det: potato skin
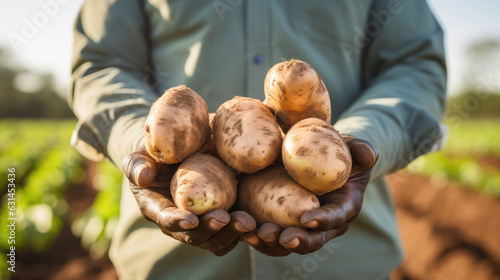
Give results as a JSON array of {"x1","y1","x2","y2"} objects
[
  {"x1": 198, "y1": 112, "x2": 217, "y2": 156},
  {"x1": 237, "y1": 164, "x2": 320, "y2": 228},
  {"x1": 264, "y1": 59, "x2": 331, "y2": 132},
  {"x1": 213, "y1": 97, "x2": 282, "y2": 174},
  {"x1": 145, "y1": 85, "x2": 210, "y2": 164},
  {"x1": 170, "y1": 154, "x2": 237, "y2": 215},
  {"x1": 282, "y1": 118, "x2": 352, "y2": 196}
]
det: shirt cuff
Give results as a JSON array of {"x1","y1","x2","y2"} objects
[
  {"x1": 107, "y1": 113, "x2": 147, "y2": 168},
  {"x1": 333, "y1": 115, "x2": 396, "y2": 181}
]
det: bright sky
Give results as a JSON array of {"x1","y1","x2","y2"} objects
[{"x1": 0, "y1": 0, "x2": 499, "y2": 96}]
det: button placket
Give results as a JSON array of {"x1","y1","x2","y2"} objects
[{"x1": 245, "y1": 0, "x2": 270, "y2": 100}]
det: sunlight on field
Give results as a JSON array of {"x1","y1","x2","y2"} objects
[{"x1": 0, "y1": 120, "x2": 122, "y2": 278}]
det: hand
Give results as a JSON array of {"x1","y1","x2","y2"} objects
[
  {"x1": 244, "y1": 136, "x2": 378, "y2": 255},
  {"x1": 122, "y1": 147, "x2": 256, "y2": 256}
]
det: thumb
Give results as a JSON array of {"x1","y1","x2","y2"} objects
[
  {"x1": 122, "y1": 150, "x2": 158, "y2": 188},
  {"x1": 347, "y1": 139, "x2": 378, "y2": 170}
]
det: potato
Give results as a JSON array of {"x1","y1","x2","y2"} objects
[
  {"x1": 213, "y1": 97, "x2": 282, "y2": 174},
  {"x1": 170, "y1": 153, "x2": 237, "y2": 215},
  {"x1": 264, "y1": 59, "x2": 331, "y2": 132},
  {"x1": 237, "y1": 164, "x2": 320, "y2": 228},
  {"x1": 198, "y1": 112, "x2": 217, "y2": 155},
  {"x1": 282, "y1": 118, "x2": 352, "y2": 196},
  {"x1": 145, "y1": 85, "x2": 210, "y2": 164}
]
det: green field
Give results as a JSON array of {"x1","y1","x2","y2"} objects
[
  {"x1": 406, "y1": 118, "x2": 500, "y2": 196},
  {"x1": 0, "y1": 120, "x2": 122, "y2": 277}
]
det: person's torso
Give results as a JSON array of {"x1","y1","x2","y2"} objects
[{"x1": 145, "y1": 0, "x2": 371, "y2": 121}]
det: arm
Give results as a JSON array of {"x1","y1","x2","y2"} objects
[
  {"x1": 70, "y1": 0, "x2": 255, "y2": 255},
  {"x1": 69, "y1": 0, "x2": 154, "y2": 167},
  {"x1": 334, "y1": 0, "x2": 447, "y2": 180},
  {"x1": 246, "y1": 0, "x2": 446, "y2": 255}
]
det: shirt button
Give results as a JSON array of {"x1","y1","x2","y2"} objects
[{"x1": 253, "y1": 54, "x2": 263, "y2": 64}]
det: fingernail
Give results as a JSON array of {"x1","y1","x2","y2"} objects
[
  {"x1": 179, "y1": 220, "x2": 196, "y2": 229},
  {"x1": 234, "y1": 222, "x2": 248, "y2": 232},
  {"x1": 359, "y1": 142, "x2": 370, "y2": 150},
  {"x1": 136, "y1": 164, "x2": 152, "y2": 187},
  {"x1": 262, "y1": 234, "x2": 276, "y2": 242},
  {"x1": 209, "y1": 219, "x2": 226, "y2": 230},
  {"x1": 244, "y1": 234, "x2": 259, "y2": 245},
  {"x1": 283, "y1": 238, "x2": 300, "y2": 249},
  {"x1": 304, "y1": 220, "x2": 319, "y2": 229}
]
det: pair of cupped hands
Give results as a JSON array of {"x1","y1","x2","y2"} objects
[{"x1": 122, "y1": 136, "x2": 378, "y2": 256}]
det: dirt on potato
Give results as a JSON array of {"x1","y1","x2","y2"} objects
[
  {"x1": 198, "y1": 112, "x2": 217, "y2": 155},
  {"x1": 170, "y1": 153, "x2": 237, "y2": 215},
  {"x1": 145, "y1": 85, "x2": 210, "y2": 164},
  {"x1": 282, "y1": 118, "x2": 351, "y2": 195},
  {"x1": 237, "y1": 164, "x2": 320, "y2": 228},
  {"x1": 214, "y1": 97, "x2": 282, "y2": 174},
  {"x1": 264, "y1": 59, "x2": 331, "y2": 132}
]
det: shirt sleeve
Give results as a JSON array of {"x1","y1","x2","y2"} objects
[
  {"x1": 333, "y1": 0, "x2": 447, "y2": 180},
  {"x1": 69, "y1": 0, "x2": 157, "y2": 167}
]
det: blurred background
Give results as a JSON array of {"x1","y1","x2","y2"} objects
[{"x1": 0, "y1": 1, "x2": 499, "y2": 279}]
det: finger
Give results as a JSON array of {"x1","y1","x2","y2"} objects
[
  {"x1": 256, "y1": 223, "x2": 283, "y2": 248},
  {"x1": 300, "y1": 205, "x2": 349, "y2": 231},
  {"x1": 279, "y1": 227, "x2": 343, "y2": 255},
  {"x1": 211, "y1": 239, "x2": 240, "y2": 257},
  {"x1": 202, "y1": 211, "x2": 256, "y2": 250},
  {"x1": 123, "y1": 147, "x2": 178, "y2": 188},
  {"x1": 348, "y1": 139, "x2": 378, "y2": 169},
  {"x1": 130, "y1": 185, "x2": 199, "y2": 232},
  {"x1": 344, "y1": 138, "x2": 378, "y2": 178},
  {"x1": 156, "y1": 206, "x2": 199, "y2": 232},
  {"x1": 181, "y1": 210, "x2": 231, "y2": 246},
  {"x1": 243, "y1": 232, "x2": 290, "y2": 257},
  {"x1": 149, "y1": 162, "x2": 179, "y2": 188},
  {"x1": 302, "y1": 184, "x2": 364, "y2": 230},
  {"x1": 279, "y1": 227, "x2": 319, "y2": 253},
  {"x1": 122, "y1": 151, "x2": 158, "y2": 188}
]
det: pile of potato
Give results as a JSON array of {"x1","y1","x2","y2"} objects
[{"x1": 144, "y1": 60, "x2": 352, "y2": 228}]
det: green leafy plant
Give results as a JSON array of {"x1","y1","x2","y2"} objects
[
  {"x1": 72, "y1": 160, "x2": 122, "y2": 259},
  {"x1": 0, "y1": 120, "x2": 85, "y2": 280},
  {"x1": 0, "y1": 121, "x2": 84, "y2": 253},
  {"x1": 0, "y1": 120, "x2": 123, "y2": 262},
  {"x1": 407, "y1": 118, "x2": 500, "y2": 196}
]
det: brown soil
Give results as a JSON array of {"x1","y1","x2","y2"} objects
[
  {"x1": 476, "y1": 155, "x2": 500, "y2": 172},
  {"x1": 388, "y1": 172, "x2": 500, "y2": 280}
]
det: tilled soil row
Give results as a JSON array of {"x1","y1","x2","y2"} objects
[{"x1": 388, "y1": 173, "x2": 500, "y2": 280}]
